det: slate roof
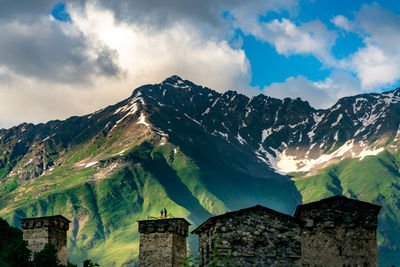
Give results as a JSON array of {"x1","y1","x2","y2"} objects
[
  {"x1": 192, "y1": 205, "x2": 302, "y2": 235},
  {"x1": 294, "y1": 195, "x2": 381, "y2": 218}
]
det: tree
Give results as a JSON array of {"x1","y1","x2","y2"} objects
[
  {"x1": 83, "y1": 259, "x2": 99, "y2": 267},
  {"x1": 0, "y1": 218, "x2": 32, "y2": 267},
  {"x1": 32, "y1": 243, "x2": 62, "y2": 267}
]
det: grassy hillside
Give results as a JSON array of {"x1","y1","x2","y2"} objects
[
  {"x1": 293, "y1": 150, "x2": 400, "y2": 266},
  {"x1": 3, "y1": 78, "x2": 400, "y2": 265},
  {"x1": 0, "y1": 129, "x2": 299, "y2": 266}
]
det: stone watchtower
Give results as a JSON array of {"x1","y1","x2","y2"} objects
[
  {"x1": 192, "y1": 205, "x2": 302, "y2": 267},
  {"x1": 20, "y1": 215, "x2": 71, "y2": 266},
  {"x1": 138, "y1": 218, "x2": 190, "y2": 267},
  {"x1": 294, "y1": 196, "x2": 381, "y2": 267}
]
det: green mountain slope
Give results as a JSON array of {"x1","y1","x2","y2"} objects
[
  {"x1": 293, "y1": 149, "x2": 400, "y2": 266},
  {"x1": 0, "y1": 78, "x2": 300, "y2": 265},
  {"x1": 1, "y1": 76, "x2": 400, "y2": 265}
]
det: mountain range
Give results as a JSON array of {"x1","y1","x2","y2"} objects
[{"x1": 0, "y1": 75, "x2": 399, "y2": 266}]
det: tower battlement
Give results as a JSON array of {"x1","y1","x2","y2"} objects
[
  {"x1": 138, "y1": 218, "x2": 189, "y2": 236},
  {"x1": 138, "y1": 218, "x2": 190, "y2": 267},
  {"x1": 20, "y1": 215, "x2": 70, "y2": 266}
]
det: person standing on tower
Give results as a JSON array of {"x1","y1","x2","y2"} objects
[
  {"x1": 164, "y1": 208, "x2": 167, "y2": 218},
  {"x1": 160, "y1": 209, "x2": 164, "y2": 218}
]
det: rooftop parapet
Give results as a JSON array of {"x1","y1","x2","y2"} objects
[{"x1": 138, "y1": 218, "x2": 190, "y2": 237}]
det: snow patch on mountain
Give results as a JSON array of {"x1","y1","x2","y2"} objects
[
  {"x1": 85, "y1": 162, "x2": 98, "y2": 168},
  {"x1": 255, "y1": 145, "x2": 285, "y2": 175},
  {"x1": 184, "y1": 113, "x2": 202, "y2": 126},
  {"x1": 355, "y1": 110, "x2": 382, "y2": 136},
  {"x1": 159, "y1": 137, "x2": 167, "y2": 146},
  {"x1": 289, "y1": 118, "x2": 308, "y2": 129},
  {"x1": 262, "y1": 129, "x2": 272, "y2": 143},
  {"x1": 382, "y1": 91, "x2": 400, "y2": 105},
  {"x1": 236, "y1": 133, "x2": 247, "y2": 145},
  {"x1": 308, "y1": 113, "x2": 325, "y2": 140},
  {"x1": 111, "y1": 102, "x2": 139, "y2": 131},
  {"x1": 394, "y1": 125, "x2": 400, "y2": 142},
  {"x1": 202, "y1": 107, "x2": 210, "y2": 116},
  {"x1": 359, "y1": 147, "x2": 384, "y2": 160},
  {"x1": 276, "y1": 140, "x2": 354, "y2": 173},
  {"x1": 269, "y1": 140, "x2": 385, "y2": 174},
  {"x1": 137, "y1": 113, "x2": 150, "y2": 127},
  {"x1": 218, "y1": 131, "x2": 229, "y2": 141},
  {"x1": 211, "y1": 97, "x2": 220, "y2": 107},
  {"x1": 332, "y1": 114, "x2": 343, "y2": 127},
  {"x1": 334, "y1": 131, "x2": 339, "y2": 141},
  {"x1": 353, "y1": 98, "x2": 367, "y2": 113},
  {"x1": 330, "y1": 104, "x2": 341, "y2": 112}
]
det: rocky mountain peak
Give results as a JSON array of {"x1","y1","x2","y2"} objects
[{"x1": 1, "y1": 76, "x2": 400, "y2": 266}]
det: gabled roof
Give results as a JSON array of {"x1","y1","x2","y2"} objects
[
  {"x1": 294, "y1": 195, "x2": 381, "y2": 218},
  {"x1": 192, "y1": 205, "x2": 302, "y2": 235}
]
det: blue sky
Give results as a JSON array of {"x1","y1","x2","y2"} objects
[
  {"x1": 242, "y1": 0, "x2": 396, "y2": 88},
  {"x1": 51, "y1": 2, "x2": 71, "y2": 22},
  {"x1": 1, "y1": 0, "x2": 400, "y2": 127}
]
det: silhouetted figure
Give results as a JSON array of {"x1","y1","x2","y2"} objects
[{"x1": 164, "y1": 208, "x2": 168, "y2": 218}]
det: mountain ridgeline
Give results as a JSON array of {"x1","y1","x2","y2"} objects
[{"x1": 0, "y1": 76, "x2": 399, "y2": 266}]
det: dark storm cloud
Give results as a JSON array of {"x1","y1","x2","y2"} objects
[
  {"x1": 0, "y1": 20, "x2": 121, "y2": 83},
  {"x1": 94, "y1": 0, "x2": 298, "y2": 29},
  {"x1": 0, "y1": 0, "x2": 296, "y2": 85},
  {"x1": 0, "y1": 0, "x2": 299, "y2": 129},
  {"x1": 0, "y1": 0, "x2": 55, "y2": 20},
  {"x1": 0, "y1": 0, "x2": 88, "y2": 21},
  {"x1": 0, "y1": 0, "x2": 120, "y2": 84},
  {"x1": 0, "y1": 0, "x2": 296, "y2": 25}
]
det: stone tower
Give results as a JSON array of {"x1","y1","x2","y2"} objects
[
  {"x1": 192, "y1": 205, "x2": 302, "y2": 267},
  {"x1": 294, "y1": 196, "x2": 381, "y2": 267},
  {"x1": 20, "y1": 215, "x2": 71, "y2": 266},
  {"x1": 138, "y1": 218, "x2": 190, "y2": 267}
]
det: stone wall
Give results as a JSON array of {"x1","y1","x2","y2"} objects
[
  {"x1": 20, "y1": 215, "x2": 70, "y2": 266},
  {"x1": 194, "y1": 207, "x2": 302, "y2": 267},
  {"x1": 295, "y1": 197, "x2": 380, "y2": 267},
  {"x1": 193, "y1": 197, "x2": 380, "y2": 267},
  {"x1": 138, "y1": 218, "x2": 189, "y2": 267}
]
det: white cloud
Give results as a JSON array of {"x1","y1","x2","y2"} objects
[
  {"x1": 263, "y1": 71, "x2": 360, "y2": 108},
  {"x1": 70, "y1": 4, "x2": 251, "y2": 92},
  {"x1": 234, "y1": 16, "x2": 337, "y2": 65},
  {"x1": 331, "y1": 15, "x2": 353, "y2": 31},
  {"x1": 5, "y1": 0, "x2": 400, "y2": 128},
  {"x1": 351, "y1": 45, "x2": 400, "y2": 89},
  {"x1": 0, "y1": 3, "x2": 251, "y2": 128},
  {"x1": 0, "y1": 15, "x2": 121, "y2": 83},
  {"x1": 334, "y1": 4, "x2": 400, "y2": 89},
  {"x1": 265, "y1": 19, "x2": 334, "y2": 59}
]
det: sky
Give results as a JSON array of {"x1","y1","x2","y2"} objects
[{"x1": 1, "y1": 0, "x2": 400, "y2": 128}]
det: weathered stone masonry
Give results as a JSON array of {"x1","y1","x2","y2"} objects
[
  {"x1": 20, "y1": 215, "x2": 70, "y2": 266},
  {"x1": 192, "y1": 196, "x2": 381, "y2": 267},
  {"x1": 138, "y1": 218, "x2": 190, "y2": 267},
  {"x1": 294, "y1": 196, "x2": 381, "y2": 267},
  {"x1": 192, "y1": 205, "x2": 302, "y2": 266}
]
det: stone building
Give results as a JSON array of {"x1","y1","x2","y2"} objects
[
  {"x1": 192, "y1": 196, "x2": 381, "y2": 267},
  {"x1": 138, "y1": 218, "x2": 190, "y2": 267},
  {"x1": 20, "y1": 215, "x2": 71, "y2": 266},
  {"x1": 192, "y1": 205, "x2": 303, "y2": 266},
  {"x1": 294, "y1": 195, "x2": 381, "y2": 267}
]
